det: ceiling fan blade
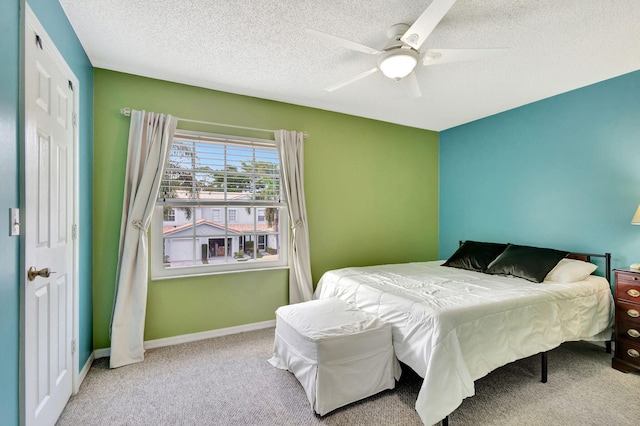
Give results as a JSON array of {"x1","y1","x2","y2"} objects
[
  {"x1": 400, "y1": 0, "x2": 457, "y2": 51},
  {"x1": 422, "y1": 48, "x2": 508, "y2": 65},
  {"x1": 324, "y1": 67, "x2": 379, "y2": 92},
  {"x1": 306, "y1": 28, "x2": 380, "y2": 55},
  {"x1": 400, "y1": 72, "x2": 422, "y2": 98}
]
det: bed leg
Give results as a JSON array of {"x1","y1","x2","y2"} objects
[
  {"x1": 442, "y1": 415, "x2": 449, "y2": 426},
  {"x1": 541, "y1": 352, "x2": 548, "y2": 383},
  {"x1": 605, "y1": 340, "x2": 612, "y2": 354}
]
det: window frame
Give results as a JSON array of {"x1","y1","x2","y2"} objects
[
  {"x1": 227, "y1": 208, "x2": 237, "y2": 222},
  {"x1": 151, "y1": 130, "x2": 289, "y2": 279},
  {"x1": 163, "y1": 207, "x2": 176, "y2": 222}
]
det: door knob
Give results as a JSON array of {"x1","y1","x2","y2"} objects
[{"x1": 27, "y1": 266, "x2": 54, "y2": 282}]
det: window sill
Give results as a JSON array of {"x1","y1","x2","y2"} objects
[{"x1": 151, "y1": 265, "x2": 290, "y2": 281}]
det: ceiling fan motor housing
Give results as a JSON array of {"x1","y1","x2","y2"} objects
[{"x1": 378, "y1": 23, "x2": 420, "y2": 80}]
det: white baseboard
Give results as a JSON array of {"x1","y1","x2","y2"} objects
[
  {"x1": 74, "y1": 351, "x2": 95, "y2": 394},
  {"x1": 93, "y1": 320, "x2": 276, "y2": 359},
  {"x1": 93, "y1": 347, "x2": 111, "y2": 359}
]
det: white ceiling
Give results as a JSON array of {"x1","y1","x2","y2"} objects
[{"x1": 59, "y1": 0, "x2": 640, "y2": 131}]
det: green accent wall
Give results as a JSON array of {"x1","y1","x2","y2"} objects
[{"x1": 93, "y1": 69, "x2": 439, "y2": 349}]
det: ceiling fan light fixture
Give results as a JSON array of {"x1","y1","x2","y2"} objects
[{"x1": 378, "y1": 48, "x2": 419, "y2": 80}]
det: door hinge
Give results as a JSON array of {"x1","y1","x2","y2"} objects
[
  {"x1": 72, "y1": 113, "x2": 78, "y2": 128},
  {"x1": 72, "y1": 224, "x2": 78, "y2": 240},
  {"x1": 71, "y1": 339, "x2": 77, "y2": 354},
  {"x1": 35, "y1": 34, "x2": 43, "y2": 50}
]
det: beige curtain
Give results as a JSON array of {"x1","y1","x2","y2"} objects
[
  {"x1": 110, "y1": 110, "x2": 177, "y2": 368},
  {"x1": 276, "y1": 130, "x2": 313, "y2": 303}
]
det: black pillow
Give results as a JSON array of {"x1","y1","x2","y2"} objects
[
  {"x1": 442, "y1": 241, "x2": 508, "y2": 272},
  {"x1": 485, "y1": 244, "x2": 569, "y2": 283}
]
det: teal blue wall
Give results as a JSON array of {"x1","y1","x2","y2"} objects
[
  {"x1": 0, "y1": 1, "x2": 93, "y2": 423},
  {"x1": 27, "y1": 0, "x2": 94, "y2": 370},
  {"x1": 0, "y1": 0, "x2": 20, "y2": 423},
  {"x1": 440, "y1": 70, "x2": 640, "y2": 272}
]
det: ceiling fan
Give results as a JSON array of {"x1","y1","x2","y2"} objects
[{"x1": 306, "y1": 0, "x2": 506, "y2": 98}]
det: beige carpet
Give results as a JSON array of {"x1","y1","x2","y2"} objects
[{"x1": 57, "y1": 328, "x2": 639, "y2": 425}]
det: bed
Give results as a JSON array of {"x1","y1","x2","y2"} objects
[{"x1": 313, "y1": 242, "x2": 614, "y2": 425}]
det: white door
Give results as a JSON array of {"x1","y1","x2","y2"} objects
[{"x1": 24, "y1": 10, "x2": 76, "y2": 426}]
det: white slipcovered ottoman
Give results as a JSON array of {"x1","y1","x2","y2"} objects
[{"x1": 268, "y1": 297, "x2": 400, "y2": 416}]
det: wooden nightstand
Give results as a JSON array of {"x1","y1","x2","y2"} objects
[{"x1": 612, "y1": 268, "x2": 640, "y2": 373}]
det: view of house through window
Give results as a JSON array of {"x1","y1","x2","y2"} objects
[{"x1": 152, "y1": 130, "x2": 288, "y2": 277}]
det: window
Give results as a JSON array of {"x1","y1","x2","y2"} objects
[
  {"x1": 152, "y1": 130, "x2": 288, "y2": 278},
  {"x1": 163, "y1": 208, "x2": 176, "y2": 222}
]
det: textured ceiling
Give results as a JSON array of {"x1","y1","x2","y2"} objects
[{"x1": 59, "y1": 0, "x2": 640, "y2": 131}]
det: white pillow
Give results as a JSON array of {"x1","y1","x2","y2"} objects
[{"x1": 544, "y1": 258, "x2": 597, "y2": 283}]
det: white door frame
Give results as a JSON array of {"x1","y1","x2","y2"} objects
[{"x1": 21, "y1": 3, "x2": 80, "y2": 422}]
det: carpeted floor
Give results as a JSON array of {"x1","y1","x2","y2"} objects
[{"x1": 57, "y1": 328, "x2": 639, "y2": 426}]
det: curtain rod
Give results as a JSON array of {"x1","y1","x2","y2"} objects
[{"x1": 120, "y1": 107, "x2": 309, "y2": 138}]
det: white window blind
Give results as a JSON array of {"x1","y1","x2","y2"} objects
[{"x1": 160, "y1": 132, "x2": 282, "y2": 206}]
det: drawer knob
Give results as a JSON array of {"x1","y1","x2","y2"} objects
[
  {"x1": 628, "y1": 349, "x2": 640, "y2": 358},
  {"x1": 628, "y1": 289, "x2": 640, "y2": 297},
  {"x1": 629, "y1": 329, "x2": 640, "y2": 338},
  {"x1": 628, "y1": 309, "x2": 640, "y2": 318}
]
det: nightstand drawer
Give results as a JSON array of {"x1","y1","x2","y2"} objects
[
  {"x1": 615, "y1": 340, "x2": 640, "y2": 368},
  {"x1": 615, "y1": 312, "x2": 640, "y2": 344},
  {"x1": 615, "y1": 280, "x2": 640, "y2": 303},
  {"x1": 616, "y1": 271, "x2": 640, "y2": 284},
  {"x1": 616, "y1": 300, "x2": 640, "y2": 322}
]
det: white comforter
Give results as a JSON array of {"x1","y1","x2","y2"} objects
[{"x1": 313, "y1": 261, "x2": 614, "y2": 425}]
